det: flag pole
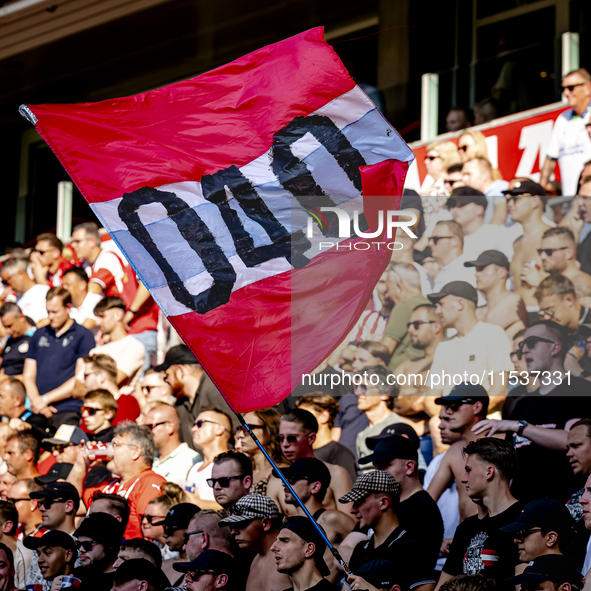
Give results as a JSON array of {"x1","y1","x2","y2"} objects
[{"x1": 236, "y1": 413, "x2": 353, "y2": 576}]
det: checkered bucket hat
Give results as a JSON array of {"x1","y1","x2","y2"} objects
[
  {"x1": 218, "y1": 494, "x2": 281, "y2": 526},
  {"x1": 338, "y1": 470, "x2": 401, "y2": 504}
]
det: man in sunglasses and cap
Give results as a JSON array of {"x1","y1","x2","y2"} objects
[
  {"x1": 472, "y1": 320, "x2": 591, "y2": 503},
  {"x1": 507, "y1": 554, "x2": 584, "y2": 591},
  {"x1": 271, "y1": 516, "x2": 337, "y2": 591},
  {"x1": 427, "y1": 383, "x2": 489, "y2": 522},
  {"x1": 428, "y1": 281, "x2": 511, "y2": 411},
  {"x1": 338, "y1": 471, "x2": 435, "y2": 591},
  {"x1": 173, "y1": 549, "x2": 234, "y2": 591},
  {"x1": 219, "y1": 493, "x2": 291, "y2": 591}
]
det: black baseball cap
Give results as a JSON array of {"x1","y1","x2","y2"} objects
[
  {"x1": 74, "y1": 513, "x2": 125, "y2": 547},
  {"x1": 35, "y1": 463, "x2": 73, "y2": 485},
  {"x1": 30, "y1": 482, "x2": 80, "y2": 510},
  {"x1": 173, "y1": 549, "x2": 235, "y2": 575},
  {"x1": 359, "y1": 434, "x2": 419, "y2": 465},
  {"x1": 366, "y1": 423, "x2": 420, "y2": 450},
  {"x1": 153, "y1": 344, "x2": 198, "y2": 372},
  {"x1": 501, "y1": 499, "x2": 575, "y2": 533},
  {"x1": 464, "y1": 250, "x2": 510, "y2": 270},
  {"x1": 447, "y1": 187, "x2": 487, "y2": 209},
  {"x1": 104, "y1": 558, "x2": 166, "y2": 589},
  {"x1": 280, "y1": 516, "x2": 331, "y2": 577},
  {"x1": 281, "y1": 458, "x2": 331, "y2": 490},
  {"x1": 503, "y1": 180, "x2": 547, "y2": 204},
  {"x1": 23, "y1": 530, "x2": 77, "y2": 554},
  {"x1": 507, "y1": 555, "x2": 582, "y2": 586},
  {"x1": 428, "y1": 281, "x2": 478, "y2": 305},
  {"x1": 434, "y1": 383, "x2": 489, "y2": 406},
  {"x1": 153, "y1": 503, "x2": 200, "y2": 529}
]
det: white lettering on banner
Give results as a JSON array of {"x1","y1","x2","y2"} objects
[
  {"x1": 484, "y1": 136, "x2": 498, "y2": 170},
  {"x1": 515, "y1": 120, "x2": 555, "y2": 181}
]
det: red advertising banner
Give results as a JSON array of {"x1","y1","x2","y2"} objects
[{"x1": 404, "y1": 102, "x2": 567, "y2": 192}]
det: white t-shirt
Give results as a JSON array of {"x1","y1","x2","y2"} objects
[
  {"x1": 16, "y1": 284, "x2": 49, "y2": 324},
  {"x1": 185, "y1": 461, "x2": 215, "y2": 501},
  {"x1": 70, "y1": 292, "x2": 103, "y2": 326},
  {"x1": 432, "y1": 254, "x2": 477, "y2": 293},
  {"x1": 463, "y1": 224, "x2": 512, "y2": 261},
  {"x1": 430, "y1": 321, "x2": 513, "y2": 396},
  {"x1": 546, "y1": 106, "x2": 591, "y2": 197},
  {"x1": 483, "y1": 180, "x2": 509, "y2": 224},
  {"x1": 90, "y1": 335, "x2": 145, "y2": 390},
  {"x1": 152, "y1": 443, "x2": 201, "y2": 486}
]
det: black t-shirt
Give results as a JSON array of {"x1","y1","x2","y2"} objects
[
  {"x1": 578, "y1": 232, "x2": 591, "y2": 275},
  {"x1": 398, "y1": 490, "x2": 444, "y2": 568},
  {"x1": 350, "y1": 525, "x2": 437, "y2": 591},
  {"x1": 443, "y1": 502, "x2": 523, "y2": 590},
  {"x1": 1, "y1": 334, "x2": 32, "y2": 375},
  {"x1": 88, "y1": 426, "x2": 115, "y2": 443},
  {"x1": 508, "y1": 377, "x2": 591, "y2": 502},
  {"x1": 314, "y1": 440, "x2": 358, "y2": 483}
]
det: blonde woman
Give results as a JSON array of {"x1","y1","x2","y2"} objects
[
  {"x1": 420, "y1": 141, "x2": 462, "y2": 228},
  {"x1": 459, "y1": 129, "x2": 503, "y2": 182}
]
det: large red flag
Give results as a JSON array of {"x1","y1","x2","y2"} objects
[{"x1": 20, "y1": 27, "x2": 414, "y2": 413}]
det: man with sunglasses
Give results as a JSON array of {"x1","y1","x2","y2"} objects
[
  {"x1": 427, "y1": 384, "x2": 489, "y2": 522},
  {"x1": 173, "y1": 549, "x2": 234, "y2": 591},
  {"x1": 7, "y1": 478, "x2": 43, "y2": 539},
  {"x1": 42, "y1": 425, "x2": 85, "y2": 466},
  {"x1": 504, "y1": 180, "x2": 553, "y2": 308},
  {"x1": 73, "y1": 513, "x2": 124, "y2": 581},
  {"x1": 536, "y1": 228, "x2": 591, "y2": 299},
  {"x1": 501, "y1": 499, "x2": 575, "y2": 565},
  {"x1": 81, "y1": 390, "x2": 117, "y2": 443},
  {"x1": 473, "y1": 320, "x2": 591, "y2": 502},
  {"x1": 147, "y1": 403, "x2": 200, "y2": 486},
  {"x1": 183, "y1": 510, "x2": 234, "y2": 562},
  {"x1": 219, "y1": 493, "x2": 292, "y2": 591},
  {"x1": 540, "y1": 68, "x2": 591, "y2": 197},
  {"x1": 29, "y1": 233, "x2": 73, "y2": 289},
  {"x1": 185, "y1": 411, "x2": 232, "y2": 509}
]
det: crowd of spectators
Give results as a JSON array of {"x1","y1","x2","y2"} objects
[{"x1": 0, "y1": 68, "x2": 590, "y2": 591}]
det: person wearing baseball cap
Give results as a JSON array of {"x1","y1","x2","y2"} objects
[
  {"x1": 500, "y1": 499, "x2": 575, "y2": 564},
  {"x1": 42, "y1": 425, "x2": 86, "y2": 465},
  {"x1": 427, "y1": 384, "x2": 490, "y2": 523},
  {"x1": 154, "y1": 345, "x2": 238, "y2": 445},
  {"x1": 105, "y1": 558, "x2": 166, "y2": 591},
  {"x1": 427, "y1": 279, "x2": 512, "y2": 402},
  {"x1": 24, "y1": 530, "x2": 78, "y2": 584},
  {"x1": 279, "y1": 458, "x2": 355, "y2": 553},
  {"x1": 464, "y1": 250, "x2": 528, "y2": 336},
  {"x1": 30, "y1": 482, "x2": 80, "y2": 532},
  {"x1": 507, "y1": 554, "x2": 583, "y2": 591},
  {"x1": 338, "y1": 471, "x2": 437, "y2": 591},
  {"x1": 173, "y1": 549, "x2": 234, "y2": 591},
  {"x1": 219, "y1": 494, "x2": 291, "y2": 591},
  {"x1": 270, "y1": 516, "x2": 334, "y2": 591},
  {"x1": 503, "y1": 178, "x2": 551, "y2": 304},
  {"x1": 360, "y1": 435, "x2": 443, "y2": 568},
  {"x1": 448, "y1": 188, "x2": 508, "y2": 261}
]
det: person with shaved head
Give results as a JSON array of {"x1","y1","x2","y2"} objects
[{"x1": 146, "y1": 403, "x2": 201, "y2": 485}]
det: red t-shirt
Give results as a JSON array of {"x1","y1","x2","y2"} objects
[
  {"x1": 37, "y1": 453, "x2": 56, "y2": 475},
  {"x1": 47, "y1": 257, "x2": 74, "y2": 287},
  {"x1": 101, "y1": 470, "x2": 166, "y2": 539},
  {"x1": 112, "y1": 394, "x2": 141, "y2": 425}
]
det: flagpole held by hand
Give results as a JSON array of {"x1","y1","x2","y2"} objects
[{"x1": 235, "y1": 412, "x2": 353, "y2": 578}]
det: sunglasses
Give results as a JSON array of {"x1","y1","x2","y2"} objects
[
  {"x1": 81, "y1": 406, "x2": 103, "y2": 416},
  {"x1": 520, "y1": 336, "x2": 556, "y2": 350},
  {"x1": 37, "y1": 498, "x2": 66, "y2": 510},
  {"x1": 76, "y1": 540, "x2": 97, "y2": 552},
  {"x1": 353, "y1": 384, "x2": 370, "y2": 395},
  {"x1": 428, "y1": 236, "x2": 454, "y2": 244},
  {"x1": 563, "y1": 83, "x2": 586, "y2": 92},
  {"x1": 537, "y1": 307, "x2": 555, "y2": 319},
  {"x1": 183, "y1": 530, "x2": 205, "y2": 544},
  {"x1": 537, "y1": 247, "x2": 568, "y2": 256},
  {"x1": 275, "y1": 434, "x2": 300, "y2": 444},
  {"x1": 163, "y1": 524, "x2": 180, "y2": 535},
  {"x1": 236, "y1": 424, "x2": 264, "y2": 435},
  {"x1": 286, "y1": 475, "x2": 309, "y2": 485},
  {"x1": 425, "y1": 156, "x2": 440, "y2": 161},
  {"x1": 185, "y1": 570, "x2": 218, "y2": 582},
  {"x1": 206, "y1": 475, "x2": 245, "y2": 488},
  {"x1": 514, "y1": 528, "x2": 543, "y2": 540},
  {"x1": 444, "y1": 179, "x2": 458, "y2": 186},
  {"x1": 505, "y1": 194, "x2": 534, "y2": 204},
  {"x1": 7, "y1": 497, "x2": 30, "y2": 504},
  {"x1": 193, "y1": 419, "x2": 223, "y2": 429},
  {"x1": 144, "y1": 421, "x2": 168, "y2": 431},
  {"x1": 407, "y1": 320, "x2": 437, "y2": 330},
  {"x1": 140, "y1": 514, "x2": 167, "y2": 525},
  {"x1": 510, "y1": 349, "x2": 523, "y2": 361},
  {"x1": 458, "y1": 145, "x2": 469, "y2": 152},
  {"x1": 443, "y1": 399, "x2": 477, "y2": 412}
]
